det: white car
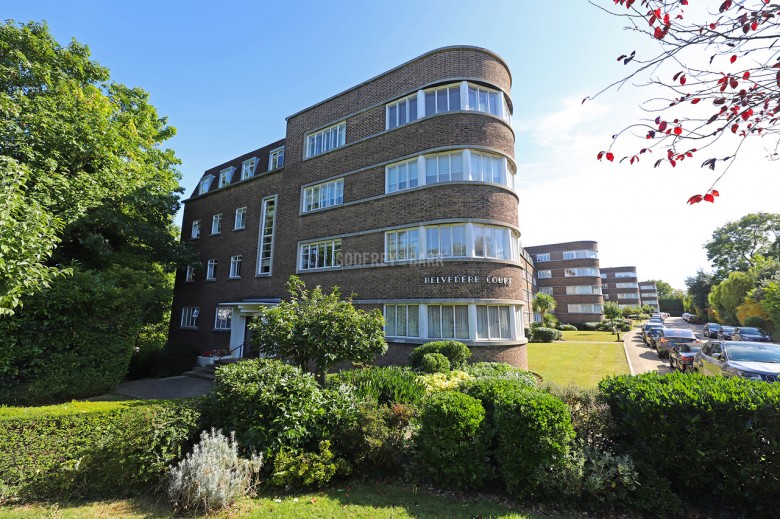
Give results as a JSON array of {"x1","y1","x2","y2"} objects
[{"x1": 682, "y1": 312, "x2": 692, "y2": 322}]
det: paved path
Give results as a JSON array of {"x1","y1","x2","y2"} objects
[
  {"x1": 112, "y1": 376, "x2": 213, "y2": 400},
  {"x1": 623, "y1": 326, "x2": 671, "y2": 375}
]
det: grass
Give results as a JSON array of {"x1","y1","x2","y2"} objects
[
  {"x1": 559, "y1": 330, "x2": 624, "y2": 343},
  {"x1": 0, "y1": 482, "x2": 576, "y2": 518}
]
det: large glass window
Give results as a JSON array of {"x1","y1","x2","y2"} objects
[
  {"x1": 269, "y1": 147, "x2": 285, "y2": 170},
  {"x1": 385, "y1": 304, "x2": 420, "y2": 337},
  {"x1": 306, "y1": 122, "x2": 346, "y2": 158},
  {"x1": 214, "y1": 306, "x2": 232, "y2": 330},
  {"x1": 427, "y1": 305, "x2": 469, "y2": 340},
  {"x1": 424, "y1": 85, "x2": 460, "y2": 115},
  {"x1": 470, "y1": 151, "x2": 505, "y2": 184},
  {"x1": 567, "y1": 304, "x2": 604, "y2": 314},
  {"x1": 300, "y1": 239, "x2": 342, "y2": 270},
  {"x1": 474, "y1": 225, "x2": 510, "y2": 259},
  {"x1": 566, "y1": 285, "x2": 602, "y2": 295},
  {"x1": 241, "y1": 160, "x2": 255, "y2": 180},
  {"x1": 211, "y1": 214, "x2": 222, "y2": 235},
  {"x1": 535, "y1": 253, "x2": 550, "y2": 262},
  {"x1": 234, "y1": 207, "x2": 247, "y2": 230},
  {"x1": 387, "y1": 158, "x2": 419, "y2": 193},
  {"x1": 538, "y1": 270, "x2": 552, "y2": 279},
  {"x1": 387, "y1": 94, "x2": 418, "y2": 129},
  {"x1": 229, "y1": 255, "x2": 242, "y2": 278},
  {"x1": 616, "y1": 282, "x2": 638, "y2": 288},
  {"x1": 425, "y1": 151, "x2": 465, "y2": 184},
  {"x1": 198, "y1": 176, "x2": 213, "y2": 195},
  {"x1": 386, "y1": 229, "x2": 419, "y2": 261},
  {"x1": 257, "y1": 196, "x2": 276, "y2": 275},
  {"x1": 218, "y1": 168, "x2": 233, "y2": 188},
  {"x1": 426, "y1": 225, "x2": 466, "y2": 258},
  {"x1": 476, "y1": 305, "x2": 512, "y2": 339},
  {"x1": 303, "y1": 179, "x2": 344, "y2": 212},
  {"x1": 539, "y1": 286, "x2": 553, "y2": 295},
  {"x1": 562, "y1": 250, "x2": 598, "y2": 260},
  {"x1": 618, "y1": 293, "x2": 639, "y2": 300},
  {"x1": 191, "y1": 219, "x2": 201, "y2": 239},
  {"x1": 564, "y1": 267, "x2": 599, "y2": 277},
  {"x1": 180, "y1": 307, "x2": 199, "y2": 328},
  {"x1": 615, "y1": 271, "x2": 636, "y2": 278},
  {"x1": 467, "y1": 85, "x2": 501, "y2": 116}
]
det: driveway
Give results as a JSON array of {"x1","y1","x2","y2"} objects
[{"x1": 624, "y1": 317, "x2": 703, "y2": 375}]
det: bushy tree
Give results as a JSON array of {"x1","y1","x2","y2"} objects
[
  {"x1": 249, "y1": 276, "x2": 387, "y2": 384},
  {"x1": 709, "y1": 271, "x2": 755, "y2": 325},
  {"x1": 705, "y1": 213, "x2": 780, "y2": 278},
  {"x1": 604, "y1": 301, "x2": 622, "y2": 334},
  {"x1": 685, "y1": 270, "x2": 716, "y2": 318},
  {"x1": 532, "y1": 293, "x2": 557, "y2": 323}
]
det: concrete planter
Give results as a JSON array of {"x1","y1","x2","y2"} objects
[{"x1": 196, "y1": 356, "x2": 216, "y2": 367}]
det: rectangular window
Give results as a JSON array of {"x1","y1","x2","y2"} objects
[
  {"x1": 562, "y1": 250, "x2": 598, "y2": 260},
  {"x1": 386, "y1": 229, "x2": 419, "y2": 262},
  {"x1": 386, "y1": 158, "x2": 419, "y2": 193},
  {"x1": 566, "y1": 285, "x2": 602, "y2": 295},
  {"x1": 470, "y1": 151, "x2": 506, "y2": 185},
  {"x1": 257, "y1": 196, "x2": 276, "y2": 275},
  {"x1": 535, "y1": 253, "x2": 550, "y2": 262},
  {"x1": 185, "y1": 265, "x2": 195, "y2": 282},
  {"x1": 191, "y1": 219, "x2": 201, "y2": 239},
  {"x1": 218, "y1": 168, "x2": 233, "y2": 188},
  {"x1": 229, "y1": 255, "x2": 242, "y2": 278},
  {"x1": 473, "y1": 225, "x2": 510, "y2": 259},
  {"x1": 234, "y1": 207, "x2": 247, "y2": 230},
  {"x1": 299, "y1": 239, "x2": 342, "y2": 270},
  {"x1": 306, "y1": 122, "x2": 346, "y2": 158},
  {"x1": 269, "y1": 147, "x2": 285, "y2": 170},
  {"x1": 616, "y1": 282, "x2": 638, "y2": 288},
  {"x1": 476, "y1": 305, "x2": 512, "y2": 339},
  {"x1": 206, "y1": 259, "x2": 217, "y2": 280},
  {"x1": 539, "y1": 286, "x2": 553, "y2": 295},
  {"x1": 600, "y1": 272, "x2": 607, "y2": 279},
  {"x1": 567, "y1": 304, "x2": 604, "y2": 314},
  {"x1": 615, "y1": 271, "x2": 636, "y2": 278},
  {"x1": 303, "y1": 179, "x2": 344, "y2": 212},
  {"x1": 618, "y1": 293, "x2": 639, "y2": 299},
  {"x1": 387, "y1": 94, "x2": 419, "y2": 129},
  {"x1": 564, "y1": 267, "x2": 599, "y2": 277},
  {"x1": 427, "y1": 305, "x2": 469, "y2": 339},
  {"x1": 384, "y1": 304, "x2": 420, "y2": 337},
  {"x1": 214, "y1": 306, "x2": 232, "y2": 330},
  {"x1": 198, "y1": 175, "x2": 214, "y2": 195},
  {"x1": 538, "y1": 270, "x2": 552, "y2": 279},
  {"x1": 424, "y1": 85, "x2": 461, "y2": 116},
  {"x1": 426, "y1": 225, "x2": 466, "y2": 258},
  {"x1": 211, "y1": 214, "x2": 222, "y2": 235},
  {"x1": 180, "y1": 307, "x2": 199, "y2": 328},
  {"x1": 241, "y1": 159, "x2": 255, "y2": 180},
  {"x1": 467, "y1": 85, "x2": 501, "y2": 116},
  {"x1": 425, "y1": 151, "x2": 464, "y2": 184}
]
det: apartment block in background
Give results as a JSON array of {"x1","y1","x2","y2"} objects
[
  {"x1": 639, "y1": 281, "x2": 660, "y2": 312},
  {"x1": 601, "y1": 267, "x2": 641, "y2": 310}
]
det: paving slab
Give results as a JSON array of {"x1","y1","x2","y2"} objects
[
  {"x1": 112, "y1": 376, "x2": 213, "y2": 400},
  {"x1": 623, "y1": 327, "x2": 670, "y2": 375}
]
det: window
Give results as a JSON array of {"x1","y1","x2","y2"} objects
[
  {"x1": 306, "y1": 122, "x2": 346, "y2": 158},
  {"x1": 211, "y1": 214, "x2": 222, "y2": 235},
  {"x1": 181, "y1": 307, "x2": 199, "y2": 328},
  {"x1": 206, "y1": 259, "x2": 217, "y2": 280},
  {"x1": 385, "y1": 304, "x2": 420, "y2": 337},
  {"x1": 426, "y1": 225, "x2": 466, "y2": 258},
  {"x1": 387, "y1": 94, "x2": 418, "y2": 129},
  {"x1": 477, "y1": 305, "x2": 512, "y2": 339},
  {"x1": 424, "y1": 84, "x2": 460, "y2": 115},
  {"x1": 474, "y1": 225, "x2": 510, "y2": 259},
  {"x1": 618, "y1": 293, "x2": 639, "y2": 299},
  {"x1": 218, "y1": 167, "x2": 234, "y2": 188},
  {"x1": 385, "y1": 228, "x2": 419, "y2": 262},
  {"x1": 539, "y1": 287, "x2": 553, "y2": 295},
  {"x1": 185, "y1": 265, "x2": 195, "y2": 282},
  {"x1": 616, "y1": 282, "x2": 638, "y2": 288},
  {"x1": 425, "y1": 151, "x2": 464, "y2": 184},
  {"x1": 600, "y1": 272, "x2": 607, "y2": 279},
  {"x1": 300, "y1": 239, "x2": 342, "y2": 270},
  {"x1": 269, "y1": 147, "x2": 285, "y2": 170},
  {"x1": 427, "y1": 305, "x2": 469, "y2": 339},
  {"x1": 566, "y1": 285, "x2": 602, "y2": 295},
  {"x1": 214, "y1": 306, "x2": 232, "y2": 330},
  {"x1": 470, "y1": 151, "x2": 506, "y2": 184},
  {"x1": 191, "y1": 219, "x2": 201, "y2": 239},
  {"x1": 234, "y1": 207, "x2": 247, "y2": 230},
  {"x1": 241, "y1": 159, "x2": 255, "y2": 180},
  {"x1": 564, "y1": 267, "x2": 599, "y2": 277},
  {"x1": 303, "y1": 179, "x2": 344, "y2": 212},
  {"x1": 467, "y1": 85, "x2": 501, "y2": 116},
  {"x1": 198, "y1": 175, "x2": 214, "y2": 195},
  {"x1": 257, "y1": 196, "x2": 276, "y2": 275},
  {"x1": 562, "y1": 250, "x2": 598, "y2": 260},
  {"x1": 538, "y1": 270, "x2": 552, "y2": 279},
  {"x1": 229, "y1": 255, "x2": 242, "y2": 278},
  {"x1": 567, "y1": 304, "x2": 603, "y2": 314},
  {"x1": 615, "y1": 271, "x2": 636, "y2": 278},
  {"x1": 386, "y1": 158, "x2": 419, "y2": 193},
  {"x1": 535, "y1": 253, "x2": 550, "y2": 262}
]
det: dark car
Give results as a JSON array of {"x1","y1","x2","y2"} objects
[
  {"x1": 646, "y1": 327, "x2": 666, "y2": 348},
  {"x1": 669, "y1": 342, "x2": 703, "y2": 372},
  {"x1": 717, "y1": 326, "x2": 737, "y2": 341},
  {"x1": 702, "y1": 323, "x2": 722, "y2": 338},
  {"x1": 654, "y1": 328, "x2": 700, "y2": 359},
  {"x1": 694, "y1": 341, "x2": 780, "y2": 381},
  {"x1": 642, "y1": 324, "x2": 665, "y2": 346},
  {"x1": 732, "y1": 327, "x2": 772, "y2": 343}
]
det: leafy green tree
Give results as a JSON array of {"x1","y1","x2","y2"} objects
[
  {"x1": 708, "y1": 272, "x2": 755, "y2": 325},
  {"x1": 604, "y1": 301, "x2": 622, "y2": 334},
  {"x1": 531, "y1": 293, "x2": 557, "y2": 323},
  {"x1": 685, "y1": 270, "x2": 716, "y2": 319},
  {"x1": 761, "y1": 281, "x2": 780, "y2": 334},
  {"x1": 249, "y1": 276, "x2": 387, "y2": 385},
  {"x1": 705, "y1": 213, "x2": 780, "y2": 279}
]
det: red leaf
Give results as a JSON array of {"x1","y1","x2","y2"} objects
[
  {"x1": 659, "y1": 121, "x2": 668, "y2": 132},
  {"x1": 731, "y1": 124, "x2": 739, "y2": 133},
  {"x1": 751, "y1": 21, "x2": 758, "y2": 31},
  {"x1": 597, "y1": 151, "x2": 605, "y2": 160},
  {"x1": 680, "y1": 75, "x2": 687, "y2": 85},
  {"x1": 674, "y1": 126, "x2": 682, "y2": 135},
  {"x1": 711, "y1": 189, "x2": 720, "y2": 197},
  {"x1": 720, "y1": 0, "x2": 732, "y2": 12},
  {"x1": 743, "y1": 71, "x2": 750, "y2": 80},
  {"x1": 703, "y1": 193, "x2": 715, "y2": 203},
  {"x1": 691, "y1": 98, "x2": 701, "y2": 104},
  {"x1": 730, "y1": 78, "x2": 739, "y2": 88},
  {"x1": 687, "y1": 194, "x2": 703, "y2": 204},
  {"x1": 730, "y1": 55, "x2": 737, "y2": 64},
  {"x1": 670, "y1": 159, "x2": 677, "y2": 168},
  {"x1": 606, "y1": 152, "x2": 615, "y2": 162},
  {"x1": 654, "y1": 26, "x2": 665, "y2": 39}
]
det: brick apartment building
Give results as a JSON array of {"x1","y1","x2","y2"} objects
[
  {"x1": 639, "y1": 281, "x2": 660, "y2": 312},
  {"x1": 601, "y1": 267, "x2": 642, "y2": 310},
  {"x1": 524, "y1": 241, "x2": 605, "y2": 324},
  {"x1": 168, "y1": 46, "x2": 535, "y2": 368}
]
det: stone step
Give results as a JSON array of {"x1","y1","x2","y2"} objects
[{"x1": 182, "y1": 366, "x2": 216, "y2": 381}]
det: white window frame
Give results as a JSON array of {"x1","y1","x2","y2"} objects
[
  {"x1": 423, "y1": 84, "x2": 461, "y2": 115},
  {"x1": 234, "y1": 207, "x2": 247, "y2": 230},
  {"x1": 257, "y1": 195, "x2": 277, "y2": 276},
  {"x1": 427, "y1": 304, "x2": 470, "y2": 340},
  {"x1": 302, "y1": 178, "x2": 344, "y2": 213},
  {"x1": 269, "y1": 147, "x2": 285, "y2": 170},
  {"x1": 567, "y1": 304, "x2": 604, "y2": 314},
  {"x1": 214, "y1": 306, "x2": 232, "y2": 330},
  {"x1": 566, "y1": 285, "x2": 602, "y2": 295},
  {"x1": 476, "y1": 305, "x2": 513, "y2": 340},
  {"x1": 386, "y1": 157, "x2": 420, "y2": 193},
  {"x1": 198, "y1": 175, "x2": 214, "y2": 195},
  {"x1": 562, "y1": 250, "x2": 598, "y2": 260},
  {"x1": 473, "y1": 225, "x2": 510, "y2": 260},
  {"x1": 299, "y1": 239, "x2": 342, "y2": 271},
  {"x1": 386, "y1": 93, "x2": 419, "y2": 130},
  {"x1": 425, "y1": 224, "x2": 467, "y2": 259},
  {"x1": 616, "y1": 282, "x2": 638, "y2": 288},
  {"x1": 229, "y1": 255, "x2": 242, "y2": 279},
  {"x1": 384, "y1": 304, "x2": 420, "y2": 338},
  {"x1": 218, "y1": 167, "x2": 235, "y2": 188},
  {"x1": 305, "y1": 122, "x2": 346, "y2": 158},
  {"x1": 211, "y1": 214, "x2": 222, "y2": 235},
  {"x1": 618, "y1": 293, "x2": 640, "y2": 300},
  {"x1": 564, "y1": 267, "x2": 599, "y2": 277},
  {"x1": 466, "y1": 84, "x2": 502, "y2": 117},
  {"x1": 386, "y1": 228, "x2": 420, "y2": 262},
  {"x1": 180, "y1": 307, "x2": 199, "y2": 328},
  {"x1": 206, "y1": 259, "x2": 217, "y2": 280},
  {"x1": 535, "y1": 253, "x2": 550, "y2": 262},
  {"x1": 191, "y1": 219, "x2": 201, "y2": 239},
  {"x1": 539, "y1": 286, "x2": 553, "y2": 295},
  {"x1": 185, "y1": 265, "x2": 195, "y2": 282},
  {"x1": 425, "y1": 151, "x2": 465, "y2": 184},
  {"x1": 538, "y1": 270, "x2": 552, "y2": 279},
  {"x1": 615, "y1": 271, "x2": 636, "y2": 278},
  {"x1": 241, "y1": 159, "x2": 256, "y2": 180}
]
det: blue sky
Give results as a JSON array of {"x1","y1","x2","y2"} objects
[{"x1": 6, "y1": 0, "x2": 779, "y2": 289}]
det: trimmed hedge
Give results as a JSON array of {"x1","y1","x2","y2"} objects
[
  {"x1": 420, "y1": 353, "x2": 450, "y2": 374},
  {"x1": 408, "y1": 341, "x2": 471, "y2": 371},
  {"x1": 463, "y1": 362, "x2": 538, "y2": 387},
  {"x1": 327, "y1": 366, "x2": 427, "y2": 406},
  {"x1": 0, "y1": 400, "x2": 201, "y2": 500},
  {"x1": 529, "y1": 327, "x2": 561, "y2": 343},
  {"x1": 599, "y1": 372, "x2": 780, "y2": 515}
]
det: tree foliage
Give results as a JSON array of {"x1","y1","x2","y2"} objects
[
  {"x1": 249, "y1": 276, "x2": 387, "y2": 384},
  {"x1": 708, "y1": 271, "x2": 755, "y2": 324},
  {"x1": 705, "y1": 212, "x2": 780, "y2": 277},
  {"x1": 685, "y1": 269, "x2": 716, "y2": 316},
  {"x1": 531, "y1": 292, "x2": 557, "y2": 322},
  {"x1": 592, "y1": 0, "x2": 780, "y2": 202}
]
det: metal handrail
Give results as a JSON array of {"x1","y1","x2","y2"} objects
[{"x1": 216, "y1": 341, "x2": 246, "y2": 362}]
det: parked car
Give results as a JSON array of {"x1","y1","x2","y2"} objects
[
  {"x1": 654, "y1": 328, "x2": 700, "y2": 359},
  {"x1": 646, "y1": 327, "x2": 666, "y2": 348},
  {"x1": 682, "y1": 312, "x2": 692, "y2": 322},
  {"x1": 732, "y1": 327, "x2": 773, "y2": 343},
  {"x1": 694, "y1": 340, "x2": 780, "y2": 381},
  {"x1": 669, "y1": 342, "x2": 703, "y2": 372},
  {"x1": 702, "y1": 323, "x2": 722, "y2": 338},
  {"x1": 717, "y1": 326, "x2": 737, "y2": 341},
  {"x1": 651, "y1": 313, "x2": 664, "y2": 323}
]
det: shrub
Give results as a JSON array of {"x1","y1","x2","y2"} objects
[
  {"x1": 168, "y1": 429, "x2": 262, "y2": 513},
  {"x1": 743, "y1": 315, "x2": 768, "y2": 329},
  {"x1": 461, "y1": 378, "x2": 536, "y2": 418},
  {"x1": 327, "y1": 366, "x2": 426, "y2": 406},
  {"x1": 544, "y1": 384, "x2": 612, "y2": 450},
  {"x1": 530, "y1": 327, "x2": 560, "y2": 343},
  {"x1": 270, "y1": 440, "x2": 350, "y2": 488},
  {"x1": 559, "y1": 324, "x2": 578, "y2": 331},
  {"x1": 463, "y1": 362, "x2": 538, "y2": 387},
  {"x1": 414, "y1": 391, "x2": 490, "y2": 489},
  {"x1": 494, "y1": 389, "x2": 575, "y2": 497},
  {"x1": 599, "y1": 372, "x2": 780, "y2": 515},
  {"x1": 0, "y1": 400, "x2": 201, "y2": 500},
  {"x1": 578, "y1": 322, "x2": 600, "y2": 331},
  {"x1": 419, "y1": 352, "x2": 450, "y2": 374},
  {"x1": 418, "y1": 370, "x2": 473, "y2": 393},
  {"x1": 408, "y1": 341, "x2": 471, "y2": 371}
]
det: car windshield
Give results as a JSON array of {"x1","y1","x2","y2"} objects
[
  {"x1": 721, "y1": 326, "x2": 736, "y2": 333},
  {"x1": 708, "y1": 324, "x2": 721, "y2": 330},
  {"x1": 739, "y1": 328, "x2": 763, "y2": 334},
  {"x1": 726, "y1": 344, "x2": 780, "y2": 363},
  {"x1": 664, "y1": 329, "x2": 695, "y2": 338},
  {"x1": 679, "y1": 344, "x2": 702, "y2": 353}
]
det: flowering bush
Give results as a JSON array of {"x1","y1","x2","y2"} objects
[{"x1": 201, "y1": 349, "x2": 228, "y2": 358}]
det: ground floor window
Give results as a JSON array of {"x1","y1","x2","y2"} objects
[
  {"x1": 428, "y1": 305, "x2": 469, "y2": 340},
  {"x1": 385, "y1": 304, "x2": 419, "y2": 337},
  {"x1": 181, "y1": 307, "x2": 199, "y2": 328},
  {"x1": 476, "y1": 305, "x2": 512, "y2": 339},
  {"x1": 214, "y1": 306, "x2": 233, "y2": 330}
]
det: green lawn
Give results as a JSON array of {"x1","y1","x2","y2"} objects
[
  {"x1": 0, "y1": 483, "x2": 576, "y2": 518},
  {"x1": 528, "y1": 333, "x2": 630, "y2": 388}
]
